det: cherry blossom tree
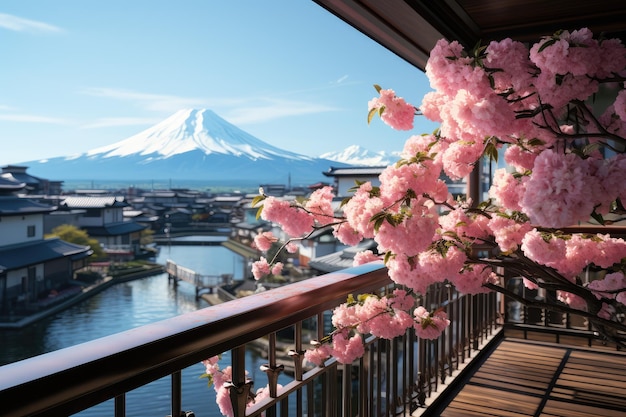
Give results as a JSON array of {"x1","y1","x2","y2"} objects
[
  {"x1": 254, "y1": 28, "x2": 626, "y2": 358},
  {"x1": 203, "y1": 28, "x2": 626, "y2": 416}
]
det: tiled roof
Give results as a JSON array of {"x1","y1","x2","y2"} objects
[
  {"x1": 308, "y1": 240, "x2": 378, "y2": 273},
  {"x1": 0, "y1": 196, "x2": 54, "y2": 215},
  {"x1": 0, "y1": 238, "x2": 92, "y2": 270},
  {"x1": 60, "y1": 196, "x2": 128, "y2": 209},
  {"x1": 82, "y1": 222, "x2": 146, "y2": 236},
  {"x1": 0, "y1": 175, "x2": 26, "y2": 192}
]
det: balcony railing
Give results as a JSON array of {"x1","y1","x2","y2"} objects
[{"x1": 0, "y1": 263, "x2": 500, "y2": 417}]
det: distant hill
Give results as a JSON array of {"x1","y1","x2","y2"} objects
[
  {"x1": 319, "y1": 145, "x2": 395, "y2": 166},
  {"x1": 18, "y1": 109, "x2": 349, "y2": 187}
]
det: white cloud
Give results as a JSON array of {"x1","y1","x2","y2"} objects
[
  {"x1": 0, "y1": 113, "x2": 72, "y2": 124},
  {"x1": 81, "y1": 117, "x2": 162, "y2": 129},
  {"x1": 0, "y1": 13, "x2": 64, "y2": 33},
  {"x1": 335, "y1": 75, "x2": 349, "y2": 84},
  {"x1": 81, "y1": 87, "x2": 339, "y2": 125},
  {"x1": 224, "y1": 99, "x2": 339, "y2": 124},
  {"x1": 81, "y1": 87, "x2": 212, "y2": 114}
]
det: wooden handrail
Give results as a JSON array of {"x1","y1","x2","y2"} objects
[{"x1": 0, "y1": 264, "x2": 391, "y2": 416}]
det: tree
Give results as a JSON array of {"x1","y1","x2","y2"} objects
[
  {"x1": 203, "y1": 28, "x2": 626, "y2": 417},
  {"x1": 47, "y1": 224, "x2": 106, "y2": 260},
  {"x1": 140, "y1": 228, "x2": 154, "y2": 246},
  {"x1": 252, "y1": 28, "x2": 626, "y2": 361}
]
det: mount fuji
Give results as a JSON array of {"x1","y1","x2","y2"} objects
[{"x1": 20, "y1": 109, "x2": 349, "y2": 186}]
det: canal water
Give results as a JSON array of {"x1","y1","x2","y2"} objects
[{"x1": 0, "y1": 242, "x2": 290, "y2": 416}]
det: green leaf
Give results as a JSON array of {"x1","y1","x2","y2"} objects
[
  {"x1": 367, "y1": 107, "x2": 378, "y2": 125},
  {"x1": 537, "y1": 38, "x2": 557, "y2": 53},
  {"x1": 251, "y1": 194, "x2": 265, "y2": 207},
  {"x1": 383, "y1": 251, "x2": 393, "y2": 264},
  {"x1": 255, "y1": 205, "x2": 263, "y2": 220},
  {"x1": 373, "y1": 84, "x2": 382, "y2": 93},
  {"x1": 373, "y1": 216, "x2": 385, "y2": 233},
  {"x1": 339, "y1": 197, "x2": 352, "y2": 208},
  {"x1": 582, "y1": 143, "x2": 601, "y2": 156}
]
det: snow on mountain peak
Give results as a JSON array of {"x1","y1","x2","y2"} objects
[
  {"x1": 320, "y1": 145, "x2": 394, "y2": 166},
  {"x1": 87, "y1": 108, "x2": 311, "y2": 161}
]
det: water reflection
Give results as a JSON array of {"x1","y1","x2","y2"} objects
[{"x1": 0, "y1": 244, "x2": 290, "y2": 416}]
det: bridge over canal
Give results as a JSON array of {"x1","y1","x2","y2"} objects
[{"x1": 165, "y1": 260, "x2": 233, "y2": 299}]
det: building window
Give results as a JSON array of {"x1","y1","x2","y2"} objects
[{"x1": 27, "y1": 225, "x2": 36, "y2": 237}]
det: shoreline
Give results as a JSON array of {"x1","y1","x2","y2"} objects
[{"x1": 0, "y1": 265, "x2": 164, "y2": 330}]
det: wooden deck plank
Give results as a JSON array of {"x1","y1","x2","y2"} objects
[
  {"x1": 541, "y1": 399, "x2": 626, "y2": 417},
  {"x1": 441, "y1": 385, "x2": 539, "y2": 416},
  {"x1": 428, "y1": 338, "x2": 626, "y2": 417}
]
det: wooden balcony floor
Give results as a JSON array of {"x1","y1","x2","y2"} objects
[{"x1": 431, "y1": 338, "x2": 626, "y2": 417}]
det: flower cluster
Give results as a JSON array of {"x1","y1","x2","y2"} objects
[
  {"x1": 201, "y1": 356, "x2": 281, "y2": 417},
  {"x1": 253, "y1": 27, "x2": 626, "y2": 353},
  {"x1": 304, "y1": 289, "x2": 444, "y2": 365},
  {"x1": 204, "y1": 28, "x2": 626, "y2": 416}
]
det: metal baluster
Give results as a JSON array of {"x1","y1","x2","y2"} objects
[
  {"x1": 359, "y1": 351, "x2": 367, "y2": 417},
  {"x1": 385, "y1": 339, "x2": 391, "y2": 415},
  {"x1": 342, "y1": 363, "x2": 351, "y2": 417},
  {"x1": 306, "y1": 379, "x2": 314, "y2": 417},
  {"x1": 261, "y1": 332, "x2": 283, "y2": 417},
  {"x1": 328, "y1": 365, "x2": 337, "y2": 417},
  {"x1": 114, "y1": 394, "x2": 125, "y2": 417},
  {"x1": 376, "y1": 339, "x2": 383, "y2": 416},
  {"x1": 290, "y1": 322, "x2": 304, "y2": 416},
  {"x1": 171, "y1": 371, "x2": 182, "y2": 417},
  {"x1": 391, "y1": 337, "x2": 399, "y2": 415},
  {"x1": 229, "y1": 345, "x2": 252, "y2": 417}
]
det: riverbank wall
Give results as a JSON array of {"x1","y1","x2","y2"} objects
[{"x1": 0, "y1": 264, "x2": 165, "y2": 330}]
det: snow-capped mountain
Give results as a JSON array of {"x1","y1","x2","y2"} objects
[
  {"x1": 87, "y1": 109, "x2": 310, "y2": 161},
  {"x1": 20, "y1": 109, "x2": 348, "y2": 186},
  {"x1": 319, "y1": 145, "x2": 395, "y2": 166}
]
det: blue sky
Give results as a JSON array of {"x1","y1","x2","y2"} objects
[{"x1": 0, "y1": 0, "x2": 438, "y2": 166}]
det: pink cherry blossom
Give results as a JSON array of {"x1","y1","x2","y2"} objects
[
  {"x1": 331, "y1": 302, "x2": 359, "y2": 329},
  {"x1": 374, "y1": 204, "x2": 438, "y2": 257},
  {"x1": 305, "y1": 186, "x2": 336, "y2": 226},
  {"x1": 332, "y1": 222, "x2": 364, "y2": 246},
  {"x1": 342, "y1": 182, "x2": 382, "y2": 239},
  {"x1": 251, "y1": 257, "x2": 271, "y2": 280},
  {"x1": 261, "y1": 196, "x2": 314, "y2": 237},
  {"x1": 253, "y1": 231, "x2": 277, "y2": 252},
  {"x1": 389, "y1": 289, "x2": 416, "y2": 311},
  {"x1": 285, "y1": 242, "x2": 298, "y2": 253},
  {"x1": 369, "y1": 88, "x2": 415, "y2": 130},
  {"x1": 588, "y1": 272, "x2": 626, "y2": 300},
  {"x1": 504, "y1": 145, "x2": 538, "y2": 172},
  {"x1": 448, "y1": 264, "x2": 497, "y2": 295},
  {"x1": 253, "y1": 384, "x2": 283, "y2": 404},
  {"x1": 413, "y1": 307, "x2": 450, "y2": 340},
  {"x1": 331, "y1": 331, "x2": 365, "y2": 364},
  {"x1": 304, "y1": 343, "x2": 333, "y2": 367},
  {"x1": 271, "y1": 262, "x2": 283, "y2": 276},
  {"x1": 353, "y1": 250, "x2": 381, "y2": 266},
  {"x1": 489, "y1": 169, "x2": 525, "y2": 211},
  {"x1": 522, "y1": 277, "x2": 538, "y2": 290},
  {"x1": 367, "y1": 308, "x2": 414, "y2": 339},
  {"x1": 521, "y1": 150, "x2": 599, "y2": 228},
  {"x1": 484, "y1": 37, "x2": 535, "y2": 94},
  {"x1": 487, "y1": 215, "x2": 532, "y2": 253}
]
